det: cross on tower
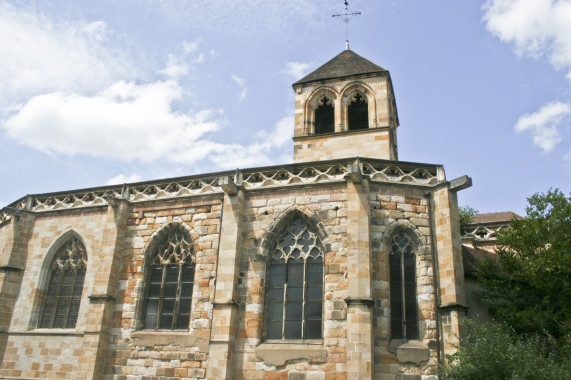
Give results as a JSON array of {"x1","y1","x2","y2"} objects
[{"x1": 332, "y1": 1, "x2": 361, "y2": 50}]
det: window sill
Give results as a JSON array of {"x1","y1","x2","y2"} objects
[
  {"x1": 255, "y1": 341, "x2": 327, "y2": 366},
  {"x1": 9, "y1": 328, "x2": 84, "y2": 337},
  {"x1": 131, "y1": 330, "x2": 207, "y2": 350},
  {"x1": 388, "y1": 339, "x2": 429, "y2": 365}
]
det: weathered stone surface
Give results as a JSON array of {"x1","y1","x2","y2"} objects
[{"x1": 255, "y1": 343, "x2": 327, "y2": 366}]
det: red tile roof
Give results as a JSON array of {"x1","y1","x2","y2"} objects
[{"x1": 472, "y1": 211, "x2": 522, "y2": 224}]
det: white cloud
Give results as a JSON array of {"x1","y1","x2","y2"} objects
[
  {"x1": 484, "y1": 0, "x2": 571, "y2": 157},
  {"x1": 183, "y1": 40, "x2": 199, "y2": 54},
  {"x1": 231, "y1": 75, "x2": 247, "y2": 101},
  {"x1": 238, "y1": 88, "x2": 248, "y2": 101},
  {"x1": 106, "y1": 173, "x2": 143, "y2": 185},
  {"x1": 231, "y1": 75, "x2": 246, "y2": 87},
  {"x1": 514, "y1": 102, "x2": 571, "y2": 152},
  {"x1": 0, "y1": 1, "x2": 134, "y2": 107},
  {"x1": 483, "y1": 0, "x2": 571, "y2": 81},
  {"x1": 4, "y1": 80, "x2": 222, "y2": 162},
  {"x1": 158, "y1": 54, "x2": 189, "y2": 79},
  {"x1": 0, "y1": 2, "x2": 294, "y2": 172},
  {"x1": 564, "y1": 149, "x2": 571, "y2": 160},
  {"x1": 4, "y1": 75, "x2": 293, "y2": 168},
  {"x1": 283, "y1": 62, "x2": 312, "y2": 80}
]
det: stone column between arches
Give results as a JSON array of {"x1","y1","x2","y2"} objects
[
  {"x1": 0, "y1": 211, "x2": 35, "y2": 363},
  {"x1": 207, "y1": 178, "x2": 245, "y2": 380},
  {"x1": 344, "y1": 165, "x2": 374, "y2": 380}
]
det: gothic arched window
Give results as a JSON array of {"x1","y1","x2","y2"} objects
[
  {"x1": 142, "y1": 225, "x2": 195, "y2": 330},
  {"x1": 348, "y1": 92, "x2": 368, "y2": 130},
  {"x1": 40, "y1": 237, "x2": 87, "y2": 329},
  {"x1": 314, "y1": 96, "x2": 334, "y2": 135},
  {"x1": 266, "y1": 217, "x2": 323, "y2": 340},
  {"x1": 389, "y1": 232, "x2": 419, "y2": 340}
]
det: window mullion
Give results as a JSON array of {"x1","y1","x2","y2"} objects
[
  {"x1": 301, "y1": 258, "x2": 307, "y2": 339},
  {"x1": 400, "y1": 252, "x2": 407, "y2": 339},
  {"x1": 49, "y1": 266, "x2": 64, "y2": 328},
  {"x1": 157, "y1": 265, "x2": 167, "y2": 330},
  {"x1": 282, "y1": 259, "x2": 288, "y2": 340},
  {"x1": 173, "y1": 264, "x2": 183, "y2": 329},
  {"x1": 63, "y1": 268, "x2": 78, "y2": 328}
]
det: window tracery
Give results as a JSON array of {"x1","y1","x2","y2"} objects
[
  {"x1": 142, "y1": 224, "x2": 195, "y2": 330},
  {"x1": 40, "y1": 237, "x2": 87, "y2": 329},
  {"x1": 389, "y1": 232, "x2": 419, "y2": 340},
  {"x1": 266, "y1": 217, "x2": 324, "y2": 340}
]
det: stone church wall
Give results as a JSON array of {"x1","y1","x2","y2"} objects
[
  {"x1": 104, "y1": 197, "x2": 222, "y2": 379},
  {"x1": 0, "y1": 208, "x2": 113, "y2": 379},
  {"x1": 0, "y1": 158, "x2": 464, "y2": 380},
  {"x1": 234, "y1": 184, "x2": 349, "y2": 379},
  {"x1": 369, "y1": 185, "x2": 437, "y2": 377}
]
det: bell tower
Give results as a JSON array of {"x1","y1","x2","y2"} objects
[{"x1": 292, "y1": 49, "x2": 399, "y2": 163}]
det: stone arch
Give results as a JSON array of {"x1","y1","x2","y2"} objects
[
  {"x1": 383, "y1": 220, "x2": 427, "y2": 341},
  {"x1": 31, "y1": 229, "x2": 89, "y2": 329},
  {"x1": 261, "y1": 206, "x2": 327, "y2": 340},
  {"x1": 134, "y1": 221, "x2": 200, "y2": 329},
  {"x1": 340, "y1": 82, "x2": 377, "y2": 131},
  {"x1": 382, "y1": 220, "x2": 425, "y2": 250},
  {"x1": 140, "y1": 221, "x2": 200, "y2": 271},
  {"x1": 304, "y1": 86, "x2": 339, "y2": 135},
  {"x1": 260, "y1": 205, "x2": 329, "y2": 256}
]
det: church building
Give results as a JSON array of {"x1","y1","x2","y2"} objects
[{"x1": 0, "y1": 48, "x2": 471, "y2": 380}]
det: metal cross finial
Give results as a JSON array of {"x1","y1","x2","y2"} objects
[{"x1": 332, "y1": 0, "x2": 361, "y2": 50}]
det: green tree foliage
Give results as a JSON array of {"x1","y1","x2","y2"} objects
[
  {"x1": 439, "y1": 319, "x2": 570, "y2": 380},
  {"x1": 475, "y1": 188, "x2": 571, "y2": 340},
  {"x1": 458, "y1": 205, "x2": 478, "y2": 234},
  {"x1": 439, "y1": 189, "x2": 571, "y2": 379}
]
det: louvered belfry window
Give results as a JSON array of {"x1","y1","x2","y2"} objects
[
  {"x1": 40, "y1": 237, "x2": 87, "y2": 329},
  {"x1": 314, "y1": 96, "x2": 334, "y2": 135},
  {"x1": 266, "y1": 217, "x2": 324, "y2": 340},
  {"x1": 389, "y1": 232, "x2": 419, "y2": 340},
  {"x1": 348, "y1": 92, "x2": 368, "y2": 130},
  {"x1": 143, "y1": 225, "x2": 195, "y2": 330}
]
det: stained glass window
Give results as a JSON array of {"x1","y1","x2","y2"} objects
[
  {"x1": 389, "y1": 232, "x2": 419, "y2": 340},
  {"x1": 267, "y1": 217, "x2": 323, "y2": 340},
  {"x1": 142, "y1": 225, "x2": 195, "y2": 330},
  {"x1": 40, "y1": 237, "x2": 87, "y2": 329}
]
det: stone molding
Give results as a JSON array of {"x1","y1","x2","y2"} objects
[
  {"x1": 0, "y1": 265, "x2": 24, "y2": 273},
  {"x1": 0, "y1": 157, "x2": 444, "y2": 225}
]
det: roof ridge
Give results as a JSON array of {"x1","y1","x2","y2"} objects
[{"x1": 293, "y1": 49, "x2": 387, "y2": 86}]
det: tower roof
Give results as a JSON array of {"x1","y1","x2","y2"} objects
[{"x1": 293, "y1": 49, "x2": 387, "y2": 86}]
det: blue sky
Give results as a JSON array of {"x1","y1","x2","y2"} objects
[{"x1": 1, "y1": 0, "x2": 570, "y2": 215}]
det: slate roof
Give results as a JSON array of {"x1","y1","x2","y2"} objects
[
  {"x1": 293, "y1": 49, "x2": 388, "y2": 86},
  {"x1": 472, "y1": 211, "x2": 522, "y2": 225}
]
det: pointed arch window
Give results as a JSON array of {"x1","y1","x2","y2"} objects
[
  {"x1": 348, "y1": 92, "x2": 368, "y2": 130},
  {"x1": 40, "y1": 237, "x2": 87, "y2": 329},
  {"x1": 142, "y1": 225, "x2": 195, "y2": 330},
  {"x1": 266, "y1": 217, "x2": 323, "y2": 340},
  {"x1": 389, "y1": 232, "x2": 419, "y2": 340},
  {"x1": 314, "y1": 96, "x2": 334, "y2": 135}
]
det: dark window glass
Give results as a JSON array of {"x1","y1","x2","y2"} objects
[
  {"x1": 266, "y1": 217, "x2": 324, "y2": 340},
  {"x1": 348, "y1": 93, "x2": 368, "y2": 130},
  {"x1": 314, "y1": 97, "x2": 334, "y2": 134},
  {"x1": 142, "y1": 225, "x2": 195, "y2": 330},
  {"x1": 40, "y1": 237, "x2": 87, "y2": 329},
  {"x1": 389, "y1": 232, "x2": 418, "y2": 340}
]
